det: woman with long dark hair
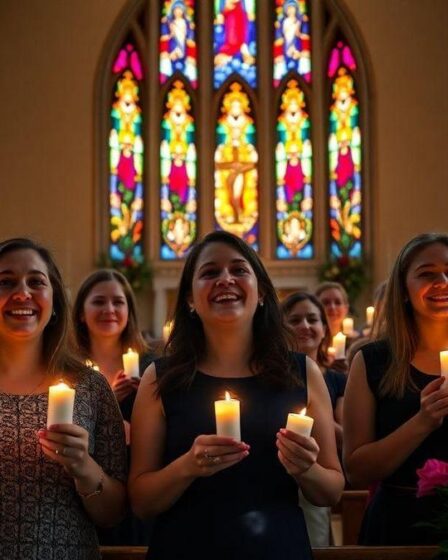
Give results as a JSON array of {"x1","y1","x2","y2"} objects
[
  {"x1": 129, "y1": 231, "x2": 344, "y2": 559},
  {"x1": 0, "y1": 238, "x2": 126, "y2": 559}
]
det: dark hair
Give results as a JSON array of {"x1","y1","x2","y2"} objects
[
  {"x1": 281, "y1": 291, "x2": 332, "y2": 367},
  {"x1": 72, "y1": 269, "x2": 148, "y2": 357},
  {"x1": 158, "y1": 231, "x2": 298, "y2": 394},
  {"x1": 0, "y1": 238, "x2": 86, "y2": 379},
  {"x1": 380, "y1": 233, "x2": 448, "y2": 397}
]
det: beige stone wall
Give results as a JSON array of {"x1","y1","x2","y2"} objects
[{"x1": 0, "y1": 0, "x2": 447, "y2": 329}]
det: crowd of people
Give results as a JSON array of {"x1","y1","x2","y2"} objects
[{"x1": 0, "y1": 231, "x2": 446, "y2": 559}]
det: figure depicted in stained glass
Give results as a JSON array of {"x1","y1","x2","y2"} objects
[
  {"x1": 160, "y1": 0, "x2": 197, "y2": 87},
  {"x1": 275, "y1": 80, "x2": 313, "y2": 258},
  {"x1": 214, "y1": 83, "x2": 258, "y2": 248},
  {"x1": 213, "y1": 0, "x2": 257, "y2": 89},
  {"x1": 109, "y1": 61, "x2": 144, "y2": 263},
  {"x1": 273, "y1": 0, "x2": 311, "y2": 86},
  {"x1": 328, "y1": 62, "x2": 362, "y2": 257},
  {"x1": 160, "y1": 81, "x2": 197, "y2": 259}
]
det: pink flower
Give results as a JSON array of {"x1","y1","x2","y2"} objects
[{"x1": 416, "y1": 459, "x2": 448, "y2": 497}]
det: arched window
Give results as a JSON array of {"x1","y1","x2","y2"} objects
[{"x1": 96, "y1": 0, "x2": 370, "y2": 330}]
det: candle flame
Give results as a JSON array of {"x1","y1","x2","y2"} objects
[
  {"x1": 225, "y1": 391, "x2": 231, "y2": 401},
  {"x1": 127, "y1": 348, "x2": 134, "y2": 353},
  {"x1": 85, "y1": 359, "x2": 93, "y2": 367},
  {"x1": 299, "y1": 407, "x2": 307, "y2": 416}
]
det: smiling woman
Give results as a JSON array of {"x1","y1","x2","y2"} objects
[
  {"x1": 129, "y1": 231, "x2": 344, "y2": 560},
  {"x1": 0, "y1": 238, "x2": 127, "y2": 560},
  {"x1": 343, "y1": 232, "x2": 448, "y2": 545}
]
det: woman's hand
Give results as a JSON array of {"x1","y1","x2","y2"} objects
[
  {"x1": 276, "y1": 428, "x2": 319, "y2": 478},
  {"x1": 112, "y1": 370, "x2": 140, "y2": 402},
  {"x1": 184, "y1": 435, "x2": 250, "y2": 478},
  {"x1": 37, "y1": 424, "x2": 92, "y2": 479},
  {"x1": 418, "y1": 377, "x2": 448, "y2": 431}
]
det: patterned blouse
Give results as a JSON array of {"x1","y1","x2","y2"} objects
[{"x1": 0, "y1": 370, "x2": 127, "y2": 560}]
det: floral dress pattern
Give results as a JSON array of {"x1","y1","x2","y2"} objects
[{"x1": 0, "y1": 370, "x2": 127, "y2": 560}]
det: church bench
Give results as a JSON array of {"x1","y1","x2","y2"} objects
[
  {"x1": 100, "y1": 546, "x2": 439, "y2": 559},
  {"x1": 340, "y1": 489, "x2": 370, "y2": 544}
]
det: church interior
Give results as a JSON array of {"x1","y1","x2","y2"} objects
[
  {"x1": 1, "y1": 0, "x2": 447, "y2": 335},
  {"x1": 1, "y1": 1, "x2": 448, "y2": 557}
]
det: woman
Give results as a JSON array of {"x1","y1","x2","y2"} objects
[
  {"x1": 0, "y1": 238, "x2": 126, "y2": 560},
  {"x1": 282, "y1": 291, "x2": 347, "y2": 546},
  {"x1": 130, "y1": 231, "x2": 344, "y2": 559},
  {"x1": 72, "y1": 269, "x2": 153, "y2": 545},
  {"x1": 344, "y1": 232, "x2": 448, "y2": 545},
  {"x1": 315, "y1": 281, "x2": 351, "y2": 338}
]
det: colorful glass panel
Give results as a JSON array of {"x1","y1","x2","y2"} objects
[
  {"x1": 214, "y1": 83, "x2": 259, "y2": 249},
  {"x1": 160, "y1": 81, "x2": 197, "y2": 259},
  {"x1": 328, "y1": 41, "x2": 362, "y2": 258},
  {"x1": 159, "y1": 0, "x2": 198, "y2": 88},
  {"x1": 275, "y1": 80, "x2": 313, "y2": 258},
  {"x1": 273, "y1": 0, "x2": 311, "y2": 86},
  {"x1": 109, "y1": 44, "x2": 144, "y2": 263},
  {"x1": 213, "y1": 0, "x2": 257, "y2": 89}
]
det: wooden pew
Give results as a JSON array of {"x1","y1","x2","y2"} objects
[
  {"x1": 340, "y1": 489, "x2": 369, "y2": 545},
  {"x1": 100, "y1": 546, "x2": 439, "y2": 560}
]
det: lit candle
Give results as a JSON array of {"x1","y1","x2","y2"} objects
[
  {"x1": 122, "y1": 348, "x2": 140, "y2": 379},
  {"x1": 342, "y1": 317, "x2": 354, "y2": 336},
  {"x1": 332, "y1": 332, "x2": 346, "y2": 359},
  {"x1": 286, "y1": 407, "x2": 314, "y2": 437},
  {"x1": 85, "y1": 360, "x2": 100, "y2": 371},
  {"x1": 366, "y1": 306, "x2": 375, "y2": 327},
  {"x1": 47, "y1": 382, "x2": 75, "y2": 428},
  {"x1": 162, "y1": 320, "x2": 173, "y2": 343},
  {"x1": 440, "y1": 351, "x2": 448, "y2": 380},
  {"x1": 215, "y1": 391, "x2": 241, "y2": 441},
  {"x1": 327, "y1": 346, "x2": 336, "y2": 360}
]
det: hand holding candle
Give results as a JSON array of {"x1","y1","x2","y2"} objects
[
  {"x1": 122, "y1": 348, "x2": 140, "y2": 379},
  {"x1": 215, "y1": 391, "x2": 241, "y2": 441},
  {"x1": 47, "y1": 382, "x2": 75, "y2": 428},
  {"x1": 332, "y1": 332, "x2": 346, "y2": 359},
  {"x1": 286, "y1": 407, "x2": 314, "y2": 437}
]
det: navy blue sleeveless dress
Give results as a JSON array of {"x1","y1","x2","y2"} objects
[
  {"x1": 359, "y1": 340, "x2": 448, "y2": 545},
  {"x1": 149, "y1": 353, "x2": 313, "y2": 560}
]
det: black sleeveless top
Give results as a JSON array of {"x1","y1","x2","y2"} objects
[
  {"x1": 359, "y1": 340, "x2": 448, "y2": 545},
  {"x1": 149, "y1": 353, "x2": 313, "y2": 560}
]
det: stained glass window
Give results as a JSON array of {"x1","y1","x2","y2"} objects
[
  {"x1": 275, "y1": 80, "x2": 313, "y2": 258},
  {"x1": 213, "y1": 0, "x2": 257, "y2": 89},
  {"x1": 109, "y1": 44, "x2": 144, "y2": 263},
  {"x1": 160, "y1": 0, "x2": 198, "y2": 88},
  {"x1": 273, "y1": 0, "x2": 311, "y2": 86},
  {"x1": 214, "y1": 83, "x2": 259, "y2": 250},
  {"x1": 328, "y1": 41, "x2": 362, "y2": 258},
  {"x1": 160, "y1": 81, "x2": 197, "y2": 259}
]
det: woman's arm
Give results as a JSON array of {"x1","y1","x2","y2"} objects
[
  {"x1": 276, "y1": 357, "x2": 345, "y2": 507},
  {"x1": 129, "y1": 364, "x2": 249, "y2": 519},
  {"x1": 343, "y1": 351, "x2": 448, "y2": 488},
  {"x1": 334, "y1": 396, "x2": 344, "y2": 451},
  {"x1": 38, "y1": 424, "x2": 126, "y2": 527}
]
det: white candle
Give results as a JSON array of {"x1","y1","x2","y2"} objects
[
  {"x1": 342, "y1": 317, "x2": 354, "y2": 336},
  {"x1": 286, "y1": 407, "x2": 314, "y2": 437},
  {"x1": 47, "y1": 382, "x2": 75, "y2": 428},
  {"x1": 162, "y1": 320, "x2": 173, "y2": 343},
  {"x1": 122, "y1": 348, "x2": 140, "y2": 379},
  {"x1": 327, "y1": 346, "x2": 336, "y2": 360},
  {"x1": 366, "y1": 306, "x2": 375, "y2": 327},
  {"x1": 85, "y1": 360, "x2": 100, "y2": 371},
  {"x1": 440, "y1": 351, "x2": 448, "y2": 380},
  {"x1": 215, "y1": 391, "x2": 241, "y2": 441},
  {"x1": 332, "y1": 332, "x2": 346, "y2": 359}
]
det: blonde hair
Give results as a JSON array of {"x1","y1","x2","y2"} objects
[
  {"x1": 315, "y1": 281, "x2": 349, "y2": 305},
  {"x1": 379, "y1": 233, "x2": 448, "y2": 397}
]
